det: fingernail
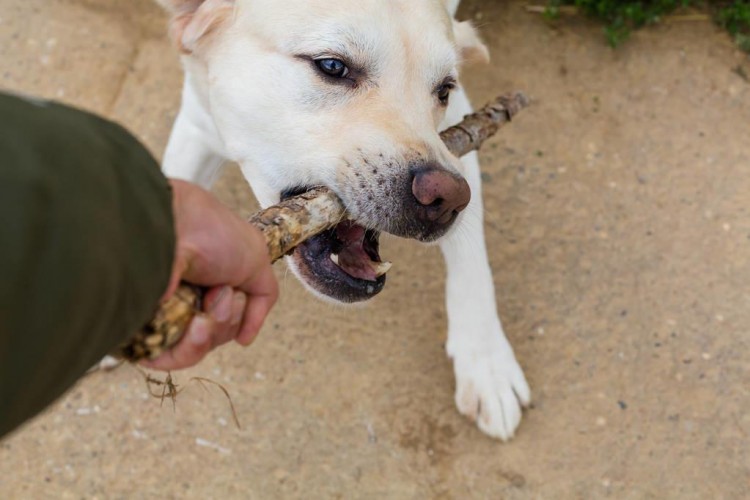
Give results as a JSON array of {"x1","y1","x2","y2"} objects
[
  {"x1": 189, "y1": 316, "x2": 212, "y2": 346},
  {"x1": 231, "y1": 293, "x2": 245, "y2": 326}
]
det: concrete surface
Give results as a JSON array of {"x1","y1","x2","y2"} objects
[{"x1": 1, "y1": 0, "x2": 749, "y2": 498}]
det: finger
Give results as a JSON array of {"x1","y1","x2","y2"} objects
[
  {"x1": 203, "y1": 285, "x2": 228, "y2": 311},
  {"x1": 142, "y1": 314, "x2": 215, "y2": 371},
  {"x1": 237, "y1": 290, "x2": 278, "y2": 346},
  {"x1": 204, "y1": 290, "x2": 246, "y2": 349},
  {"x1": 160, "y1": 247, "x2": 190, "y2": 302},
  {"x1": 205, "y1": 285, "x2": 233, "y2": 324},
  {"x1": 236, "y1": 296, "x2": 273, "y2": 346},
  {"x1": 235, "y1": 257, "x2": 278, "y2": 345},
  {"x1": 230, "y1": 290, "x2": 248, "y2": 332}
]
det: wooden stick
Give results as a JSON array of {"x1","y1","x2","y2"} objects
[
  {"x1": 439, "y1": 93, "x2": 529, "y2": 157},
  {"x1": 117, "y1": 91, "x2": 530, "y2": 361}
]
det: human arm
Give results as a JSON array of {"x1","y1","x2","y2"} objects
[{"x1": 0, "y1": 93, "x2": 276, "y2": 438}]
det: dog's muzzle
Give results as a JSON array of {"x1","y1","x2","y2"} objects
[{"x1": 282, "y1": 189, "x2": 390, "y2": 303}]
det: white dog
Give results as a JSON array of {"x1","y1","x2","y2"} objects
[{"x1": 156, "y1": 0, "x2": 530, "y2": 440}]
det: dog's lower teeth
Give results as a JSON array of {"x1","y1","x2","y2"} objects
[
  {"x1": 330, "y1": 253, "x2": 390, "y2": 277},
  {"x1": 373, "y1": 261, "x2": 392, "y2": 277}
]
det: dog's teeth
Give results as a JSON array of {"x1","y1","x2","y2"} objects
[
  {"x1": 373, "y1": 261, "x2": 392, "y2": 277},
  {"x1": 330, "y1": 253, "x2": 340, "y2": 265}
]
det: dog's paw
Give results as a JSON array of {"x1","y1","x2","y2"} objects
[{"x1": 452, "y1": 345, "x2": 530, "y2": 440}]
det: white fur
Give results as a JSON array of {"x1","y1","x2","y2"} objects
[{"x1": 160, "y1": 0, "x2": 530, "y2": 440}]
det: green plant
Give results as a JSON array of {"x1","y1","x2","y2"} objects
[
  {"x1": 547, "y1": 0, "x2": 694, "y2": 46},
  {"x1": 546, "y1": 0, "x2": 750, "y2": 51},
  {"x1": 715, "y1": 1, "x2": 750, "y2": 50}
]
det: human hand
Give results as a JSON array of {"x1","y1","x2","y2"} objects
[{"x1": 143, "y1": 179, "x2": 278, "y2": 371}]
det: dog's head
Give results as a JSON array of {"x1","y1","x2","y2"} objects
[{"x1": 159, "y1": 0, "x2": 488, "y2": 302}]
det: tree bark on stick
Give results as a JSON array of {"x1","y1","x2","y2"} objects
[{"x1": 118, "y1": 91, "x2": 530, "y2": 361}]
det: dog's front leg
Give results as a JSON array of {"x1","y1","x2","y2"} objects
[
  {"x1": 440, "y1": 157, "x2": 531, "y2": 440},
  {"x1": 439, "y1": 92, "x2": 530, "y2": 441},
  {"x1": 162, "y1": 75, "x2": 226, "y2": 188}
]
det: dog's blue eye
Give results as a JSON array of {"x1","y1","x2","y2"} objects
[{"x1": 315, "y1": 58, "x2": 349, "y2": 78}]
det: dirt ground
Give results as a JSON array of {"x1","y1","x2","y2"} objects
[{"x1": 1, "y1": 0, "x2": 749, "y2": 498}]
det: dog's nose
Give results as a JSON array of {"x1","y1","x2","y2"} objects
[{"x1": 411, "y1": 168, "x2": 471, "y2": 225}]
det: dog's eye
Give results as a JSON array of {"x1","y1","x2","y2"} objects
[
  {"x1": 315, "y1": 58, "x2": 350, "y2": 79},
  {"x1": 436, "y1": 82, "x2": 455, "y2": 105}
]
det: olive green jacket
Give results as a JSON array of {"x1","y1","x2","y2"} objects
[{"x1": 0, "y1": 93, "x2": 175, "y2": 439}]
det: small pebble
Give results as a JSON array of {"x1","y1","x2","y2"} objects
[
  {"x1": 595, "y1": 417, "x2": 607, "y2": 426},
  {"x1": 131, "y1": 429, "x2": 147, "y2": 440},
  {"x1": 701, "y1": 352, "x2": 711, "y2": 360},
  {"x1": 75, "y1": 406, "x2": 100, "y2": 416}
]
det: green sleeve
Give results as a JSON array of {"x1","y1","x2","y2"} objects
[{"x1": 0, "y1": 93, "x2": 175, "y2": 439}]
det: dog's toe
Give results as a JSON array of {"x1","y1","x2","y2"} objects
[{"x1": 453, "y1": 347, "x2": 530, "y2": 441}]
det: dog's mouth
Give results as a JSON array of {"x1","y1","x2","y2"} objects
[{"x1": 282, "y1": 189, "x2": 390, "y2": 303}]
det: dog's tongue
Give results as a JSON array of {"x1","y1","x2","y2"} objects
[
  {"x1": 331, "y1": 222, "x2": 390, "y2": 281},
  {"x1": 336, "y1": 221, "x2": 366, "y2": 244}
]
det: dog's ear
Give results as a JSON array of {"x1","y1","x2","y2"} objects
[
  {"x1": 156, "y1": 0, "x2": 234, "y2": 54},
  {"x1": 453, "y1": 20, "x2": 490, "y2": 66}
]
